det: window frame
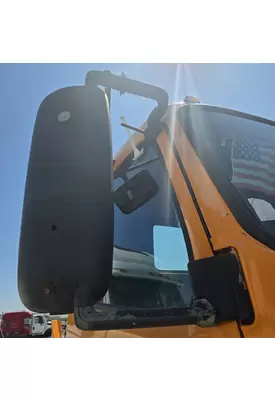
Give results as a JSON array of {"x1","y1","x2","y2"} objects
[
  {"x1": 177, "y1": 104, "x2": 275, "y2": 251},
  {"x1": 33, "y1": 316, "x2": 43, "y2": 324}
]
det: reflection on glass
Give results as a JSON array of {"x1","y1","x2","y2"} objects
[{"x1": 153, "y1": 225, "x2": 188, "y2": 271}]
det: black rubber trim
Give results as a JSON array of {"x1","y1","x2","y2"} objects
[
  {"x1": 177, "y1": 104, "x2": 275, "y2": 252},
  {"x1": 187, "y1": 103, "x2": 275, "y2": 126},
  {"x1": 161, "y1": 124, "x2": 214, "y2": 254}
]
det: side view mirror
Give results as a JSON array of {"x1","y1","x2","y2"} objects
[
  {"x1": 18, "y1": 84, "x2": 114, "y2": 315},
  {"x1": 18, "y1": 70, "x2": 169, "y2": 318},
  {"x1": 114, "y1": 170, "x2": 158, "y2": 214}
]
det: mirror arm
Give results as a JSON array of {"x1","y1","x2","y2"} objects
[
  {"x1": 85, "y1": 70, "x2": 169, "y2": 137},
  {"x1": 120, "y1": 122, "x2": 145, "y2": 135},
  {"x1": 74, "y1": 299, "x2": 217, "y2": 331},
  {"x1": 85, "y1": 70, "x2": 168, "y2": 113}
]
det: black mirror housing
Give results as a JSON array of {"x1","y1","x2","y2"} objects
[{"x1": 18, "y1": 85, "x2": 114, "y2": 314}]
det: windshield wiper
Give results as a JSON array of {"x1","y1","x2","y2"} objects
[{"x1": 114, "y1": 245, "x2": 151, "y2": 257}]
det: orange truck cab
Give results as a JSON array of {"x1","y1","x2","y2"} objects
[
  {"x1": 18, "y1": 71, "x2": 275, "y2": 338},
  {"x1": 66, "y1": 96, "x2": 275, "y2": 338}
]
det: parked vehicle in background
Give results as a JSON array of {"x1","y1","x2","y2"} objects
[
  {"x1": 0, "y1": 311, "x2": 32, "y2": 337},
  {"x1": 31, "y1": 313, "x2": 52, "y2": 337},
  {"x1": 0, "y1": 311, "x2": 52, "y2": 337}
]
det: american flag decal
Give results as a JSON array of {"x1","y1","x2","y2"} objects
[{"x1": 231, "y1": 139, "x2": 275, "y2": 195}]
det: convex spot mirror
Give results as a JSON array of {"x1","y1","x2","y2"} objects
[{"x1": 114, "y1": 170, "x2": 158, "y2": 214}]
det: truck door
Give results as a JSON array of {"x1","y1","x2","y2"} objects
[
  {"x1": 92, "y1": 130, "x2": 241, "y2": 339},
  {"x1": 32, "y1": 315, "x2": 45, "y2": 336},
  {"x1": 67, "y1": 127, "x2": 242, "y2": 339},
  {"x1": 173, "y1": 104, "x2": 275, "y2": 337}
]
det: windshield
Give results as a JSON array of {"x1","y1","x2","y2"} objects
[
  {"x1": 179, "y1": 106, "x2": 275, "y2": 245},
  {"x1": 114, "y1": 144, "x2": 189, "y2": 270},
  {"x1": 112, "y1": 143, "x2": 194, "y2": 307},
  {"x1": 24, "y1": 317, "x2": 31, "y2": 326}
]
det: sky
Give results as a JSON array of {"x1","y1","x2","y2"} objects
[{"x1": 1, "y1": 63, "x2": 275, "y2": 312}]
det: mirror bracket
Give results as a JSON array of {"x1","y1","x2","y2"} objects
[
  {"x1": 188, "y1": 252, "x2": 254, "y2": 325},
  {"x1": 74, "y1": 298, "x2": 217, "y2": 331},
  {"x1": 85, "y1": 70, "x2": 168, "y2": 139}
]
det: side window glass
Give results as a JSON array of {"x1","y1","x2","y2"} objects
[{"x1": 101, "y1": 142, "x2": 194, "y2": 312}]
